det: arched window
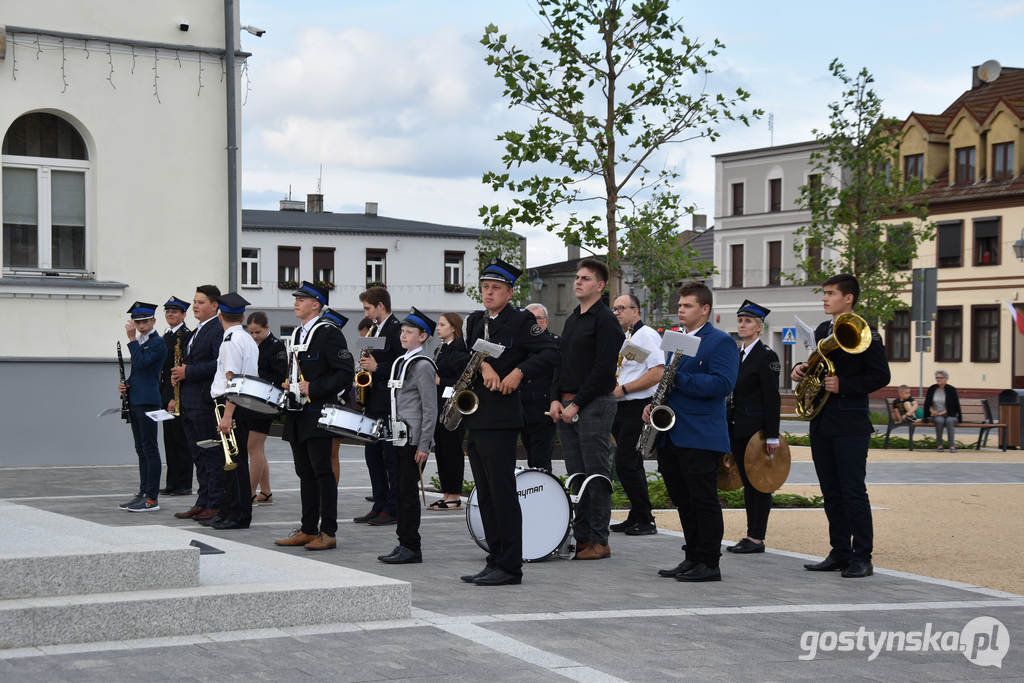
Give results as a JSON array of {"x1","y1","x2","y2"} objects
[{"x1": 3, "y1": 113, "x2": 90, "y2": 272}]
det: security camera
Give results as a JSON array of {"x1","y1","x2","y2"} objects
[
  {"x1": 241, "y1": 25, "x2": 266, "y2": 37},
  {"x1": 179, "y1": 22, "x2": 189, "y2": 32}
]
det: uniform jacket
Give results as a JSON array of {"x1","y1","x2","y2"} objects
[
  {"x1": 180, "y1": 318, "x2": 223, "y2": 411},
  {"x1": 922, "y1": 384, "x2": 962, "y2": 421},
  {"x1": 729, "y1": 339, "x2": 781, "y2": 444},
  {"x1": 462, "y1": 306, "x2": 559, "y2": 431},
  {"x1": 520, "y1": 331, "x2": 559, "y2": 424},
  {"x1": 160, "y1": 324, "x2": 190, "y2": 407},
  {"x1": 435, "y1": 336, "x2": 470, "y2": 408},
  {"x1": 663, "y1": 323, "x2": 738, "y2": 454},
  {"x1": 364, "y1": 314, "x2": 403, "y2": 418},
  {"x1": 257, "y1": 332, "x2": 289, "y2": 387},
  {"x1": 282, "y1": 320, "x2": 354, "y2": 443},
  {"x1": 392, "y1": 351, "x2": 438, "y2": 452},
  {"x1": 809, "y1": 318, "x2": 891, "y2": 437},
  {"x1": 126, "y1": 332, "x2": 167, "y2": 407}
]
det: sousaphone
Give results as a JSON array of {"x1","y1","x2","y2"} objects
[{"x1": 744, "y1": 430, "x2": 791, "y2": 493}]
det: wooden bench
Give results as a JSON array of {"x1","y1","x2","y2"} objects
[{"x1": 889, "y1": 397, "x2": 1007, "y2": 451}]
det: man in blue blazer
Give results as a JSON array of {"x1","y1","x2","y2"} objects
[
  {"x1": 170, "y1": 285, "x2": 225, "y2": 522},
  {"x1": 118, "y1": 301, "x2": 168, "y2": 512},
  {"x1": 645, "y1": 281, "x2": 738, "y2": 582}
]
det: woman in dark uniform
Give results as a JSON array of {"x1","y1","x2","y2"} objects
[
  {"x1": 246, "y1": 311, "x2": 288, "y2": 505},
  {"x1": 726, "y1": 300, "x2": 781, "y2": 554},
  {"x1": 429, "y1": 312, "x2": 470, "y2": 510}
]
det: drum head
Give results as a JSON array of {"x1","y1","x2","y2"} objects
[
  {"x1": 744, "y1": 431, "x2": 791, "y2": 493},
  {"x1": 717, "y1": 452, "x2": 743, "y2": 491},
  {"x1": 226, "y1": 376, "x2": 282, "y2": 415},
  {"x1": 465, "y1": 468, "x2": 571, "y2": 562}
]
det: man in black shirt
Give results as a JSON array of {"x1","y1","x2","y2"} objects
[{"x1": 549, "y1": 258, "x2": 624, "y2": 560}]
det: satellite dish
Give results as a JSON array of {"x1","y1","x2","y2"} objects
[{"x1": 978, "y1": 60, "x2": 1002, "y2": 83}]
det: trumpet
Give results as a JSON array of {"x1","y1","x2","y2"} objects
[{"x1": 214, "y1": 403, "x2": 239, "y2": 471}]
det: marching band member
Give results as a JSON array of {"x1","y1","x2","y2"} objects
[
  {"x1": 378, "y1": 308, "x2": 439, "y2": 564},
  {"x1": 647, "y1": 282, "x2": 737, "y2": 582},
  {"x1": 609, "y1": 293, "x2": 664, "y2": 537},
  {"x1": 549, "y1": 259, "x2": 624, "y2": 560},
  {"x1": 354, "y1": 287, "x2": 403, "y2": 526},
  {"x1": 159, "y1": 296, "x2": 192, "y2": 496},
  {"x1": 171, "y1": 285, "x2": 224, "y2": 523},
  {"x1": 118, "y1": 301, "x2": 167, "y2": 512},
  {"x1": 429, "y1": 312, "x2": 470, "y2": 511},
  {"x1": 459, "y1": 259, "x2": 558, "y2": 586},
  {"x1": 204, "y1": 292, "x2": 260, "y2": 530},
  {"x1": 275, "y1": 282, "x2": 354, "y2": 551},
  {"x1": 246, "y1": 311, "x2": 288, "y2": 506},
  {"x1": 726, "y1": 300, "x2": 781, "y2": 555},
  {"x1": 792, "y1": 274, "x2": 889, "y2": 578},
  {"x1": 518, "y1": 303, "x2": 559, "y2": 472}
]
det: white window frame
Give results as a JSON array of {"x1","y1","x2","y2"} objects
[
  {"x1": 241, "y1": 247, "x2": 260, "y2": 288},
  {"x1": 366, "y1": 250, "x2": 386, "y2": 285},
  {"x1": 444, "y1": 251, "x2": 463, "y2": 286},
  {"x1": 2, "y1": 155, "x2": 90, "y2": 274}
]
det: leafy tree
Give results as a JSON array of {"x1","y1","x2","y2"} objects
[
  {"x1": 479, "y1": 0, "x2": 760, "y2": 298},
  {"x1": 791, "y1": 60, "x2": 934, "y2": 326},
  {"x1": 466, "y1": 227, "x2": 530, "y2": 306}
]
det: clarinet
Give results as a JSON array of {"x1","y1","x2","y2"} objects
[
  {"x1": 117, "y1": 341, "x2": 130, "y2": 423},
  {"x1": 635, "y1": 352, "x2": 684, "y2": 456}
]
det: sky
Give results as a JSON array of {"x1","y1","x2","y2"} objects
[{"x1": 236, "y1": 0, "x2": 1024, "y2": 267}]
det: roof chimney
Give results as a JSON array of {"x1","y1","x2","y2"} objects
[
  {"x1": 567, "y1": 244, "x2": 580, "y2": 261},
  {"x1": 365, "y1": 202, "x2": 378, "y2": 216},
  {"x1": 279, "y1": 199, "x2": 305, "y2": 212},
  {"x1": 306, "y1": 193, "x2": 323, "y2": 214},
  {"x1": 693, "y1": 214, "x2": 707, "y2": 230}
]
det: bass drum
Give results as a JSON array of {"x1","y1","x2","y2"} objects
[{"x1": 466, "y1": 468, "x2": 571, "y2": 562}]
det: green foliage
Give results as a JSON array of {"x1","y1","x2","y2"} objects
[
  {"x1": 790, "y1": 60, "x2": 935, "y2": 327},
  {"x1": 782, "y1": 432, "x2": 970, "y2": 450},
  {"x1": 465, "y1": 226, "x2": 530, "y2": 307},
  {"x1": 479, "y1": 0, "x2": 760, "y2": 296}
]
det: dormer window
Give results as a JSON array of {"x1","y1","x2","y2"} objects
[
  {"x1": 992, "y1": 142, "x2": 1014, "y2": 181},
  {"x1": 904, "y1": 154, "x2": 923, "y2": 180},
  {"x1": 955, "y1": 146, "x2": 976, "y2": 184}
]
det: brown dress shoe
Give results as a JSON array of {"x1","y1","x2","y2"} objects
[
  {"x1": 274, "y1": 530, "x2": 318, "y2": 546},
  {"x1": 194, "y1": 508, "x2": 219, "y2": 521},
  {"x1": 174, "y1": 505, "x2": 203, "y2": 519},
  {"x1": 573, "y1": 541, "x2": 594, "y2": 559},
  {"x1": 304, "y1": 533, "x2": 337, "y2": 551},
  {"x1": 576, "y1": 543, "x2": 611, "y2": 560}
]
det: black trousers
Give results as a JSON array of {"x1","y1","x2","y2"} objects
[
  {"x1": 467, "y1": 428, "x2": 522, "y2": 575},
  {"x1": 657, "y1": 443, "x2": 723, "y2": 568},
  {"x1": 162, "y1": 414, "x2": 193, "y2": 491},
  {"x1": 520, "y1": 420, "x2": 555, "y2": 472},
  {"x1": 365, "y1": 439, "x2": 398, "y2": 515},
  {"x1": 611, "y1": 398, "x2": 653, "y2": 525},
  {"x1": 289, "y1": 435, "x2": 337, "y2": 536},
  {"x1": 810, "y1": 429, "x2": 872, "y2": 562},
  {"x1": 433, "y1": 421, "x2": 465, "y2": 495},
  {"x1": 218, "y1": 418, "x2": 252, "y2": 525},
  {"x1": 730, "y1": 429, "x2": 772, "y2": 540},
  {"x1": 396, "y1": 444, "x2": 422, "y2": 553},
  {"x1": 182, "y1": 406, "x2": 223, "y2": 510}
]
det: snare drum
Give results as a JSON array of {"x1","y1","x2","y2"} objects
[
  {"x1": 466, "y1": 468, "x2": 571, "y2": 562},
  {"x1": 318, "y1": 404, "x2": 388, "y2": 443},
  {"x1": 224, "y1": 375, "x2": 283, "y2": 415}
]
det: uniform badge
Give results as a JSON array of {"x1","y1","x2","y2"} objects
[
  {"x1": 530, "y1": 324, "x2": 543, "y2": 336},
  {"x1": 769, "y1": 360, "x2": 782, "y2": 373},
  {"x1": 338, "y1": 349, "x2": 353, "y2": 361},
  {"x1": 224, "y1": 332, "x2": 232, "y2": 341}
]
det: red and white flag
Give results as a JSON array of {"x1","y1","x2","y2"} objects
[{"x1": 1007, "y1": 301, "x2": 1024, "y2": 336}]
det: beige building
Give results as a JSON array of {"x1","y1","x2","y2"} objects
[{"x1": 890, "y1": 62, "x2": 1024, "y2": 397}]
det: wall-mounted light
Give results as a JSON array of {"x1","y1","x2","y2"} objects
[{"x1": 1013, "y1": 227, "x2": 1024, "y2": 261}]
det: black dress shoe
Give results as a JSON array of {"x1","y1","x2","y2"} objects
[
  {"x1": 625, "y1": 522, "x2": 657, "y2": 536},
  {"x1": 675, "y1": 563, "x2": 721, "y2": 582},
  {"x1": 727, "y1": 538, "x2": 765, "y2": 554},
  {"x1": 378, "y1": 545, "x2": 423, "y2": 564},
  {"x1": 473, "y1": 568, "x2": 522, "y2": 586},
  {"x1": 657, "y1": 559, "x2": 697, "y2": 578},
  {"x1": 353, "y1": 510, "x2": 379, "y2": 524},
  {"x1": 211, "y1": 519, "x2": 250, "y2": 530},
  {"x1": 197, "y1": 515, "x2": 226, "y2": 527},
  {"x1": 460, "y1": 567, "x2": 494, "y2": 583},
  {"x1": 367, "y1": 512, "x2": 397, "y2": 526},
  {"x1": 841, "y1": 559, "x2": 873, "y2": 578},
  {"x1": 364, "y1": 496, "x2": 375, "y2": 502},
  {"x1": 804, "y1": 555, "x2": 849, "y2": 571},
  {"x1": 609, "y1": 519, "x2": 635, "y2": 533},
  {"x1": 170, "y1": 488, "x2": 193, "y2": 496},
  {"x1": 160, "y1": 486, "x2": 175, "y2": 495}
]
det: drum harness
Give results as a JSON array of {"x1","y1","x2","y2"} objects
[
  {"x1": 387, "y1": 351, "x2": 437, "y2": 447},
  {"x1": 284, "y1": 317, "x2": 340, "y2": 411}
]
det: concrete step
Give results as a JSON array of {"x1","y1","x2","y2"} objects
[
  {"x1": 0, "y1": 517, "x2": 410, "y2": 649},
  {"x1": 0, "y1": 501, "x2": 199, "y2": 599}
]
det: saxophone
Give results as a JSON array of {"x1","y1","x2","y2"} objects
[
  {"x1": 172, "y1": 333, "x2": 182, "y2": 416},
  {"x1": 635, "y1": 352, "x2": 684, "y2": 457},
  {"x1": 354, "y1": 348, "x2": 373, "y2": 404},
  {"x1": 439, "y1": 351, "x2": 488, "y2": 431}
]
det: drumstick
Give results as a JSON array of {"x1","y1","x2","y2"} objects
[{"x1": 418, "y1": 462, "x2": 427, "y2": 507}]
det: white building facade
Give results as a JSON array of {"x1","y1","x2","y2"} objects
[
  {"x1": 242, "y1": 200, "x2": 487, "y2": 349},
  {"x1": 712, "y1": 141, "x2": 833, "y2": 382},
  {"x1": 0, "y1": 1, "x2": 243, "y2": 464}
]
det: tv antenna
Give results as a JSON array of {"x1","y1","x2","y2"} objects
[{"x1": 768, "y1": 113, "x2": 774, "y2": 146}]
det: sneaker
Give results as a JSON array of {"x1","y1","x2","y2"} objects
[
  {"x1": 119, "y1": 493, "x2": 144, "y2": 509},
  {"x1": 126, "y1": 498, "x2": 160, "y2": 512},
  {"x1": 624, "y1": 522, "x2": 657, "y2": 536}
]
